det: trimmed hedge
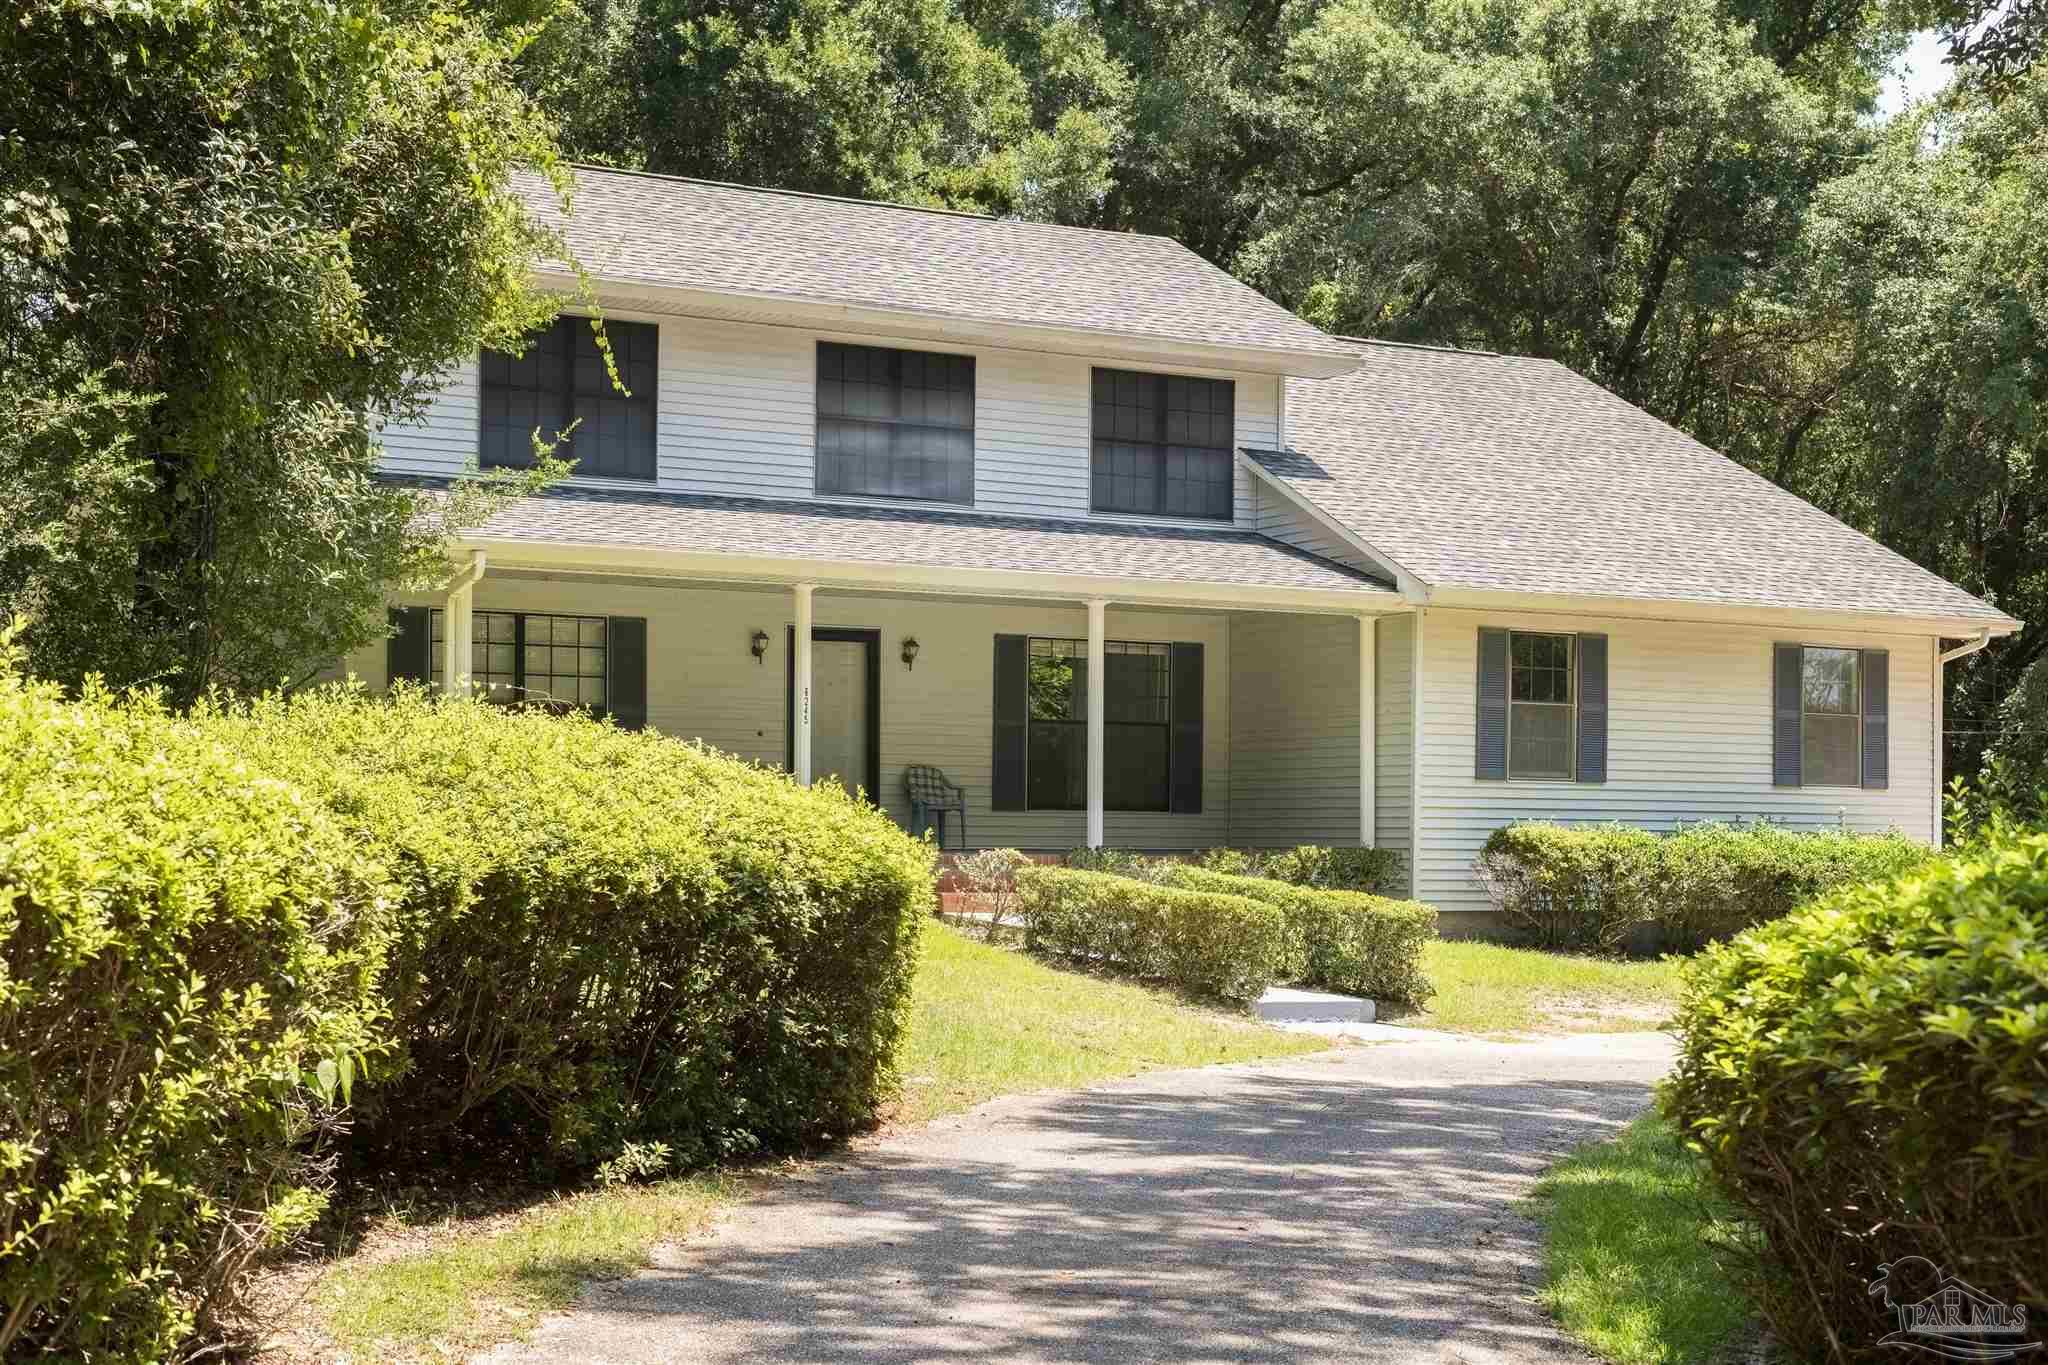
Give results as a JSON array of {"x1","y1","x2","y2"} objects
[
  {"x1": 202, "y1": 685, "x2": 933, "y2": 1169},
  {"x1": 1015, "y1": 866, "x2": 1286, "y2": 1002},
  {"x1": 1155, "y1": 866, "x2": 1436, "y2": 1003},
  {"x1": 1196, "y1": 845, "x2": 1403, "y2": 895},
  {"x1": 1662, "y1": 830, "x2": 2048, "y2": 1358},
  {"x1": 1, "y1": 669, "x2": 390, "y2": 1361},
  {"x1": 1477, "y1": 821, "x2": 1933, "y2": 953}
]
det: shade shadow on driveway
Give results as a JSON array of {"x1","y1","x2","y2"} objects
[{"x1": 486, "y1": 1032, "x2": 1675, "y2": 1364}]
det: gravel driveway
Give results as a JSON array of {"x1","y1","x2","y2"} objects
[{"x1": 485, "y1": 1030, "x2": 1676, "y2": 1364}]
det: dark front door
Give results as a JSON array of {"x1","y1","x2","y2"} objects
[{"x1": 788, "y1": 627, "x2": 881, "y2": 801}]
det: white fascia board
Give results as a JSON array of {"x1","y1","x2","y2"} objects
[
  {"x1": 1422, "y1": 585, "x2": 2023, "y2": 640},
  {"x1": 457, "y1": 535, "x2": 1411, "y2": 617},
  {"x1": 1236, "y1": 454, "x2": 1431, "y2": 602},
  {"x1": 530, "y1": 269, "x2": 1363, "y2": 379}
]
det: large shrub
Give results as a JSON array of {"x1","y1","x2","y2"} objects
[
  {"x1": 1015, "y1": 866, "x2": 1286, "y2": 1002},
  {"x1": 1476, "y1": 824, "x2": 1662, "y2": 952},
  {"x1": 1662, "y1": 831, "x2": 2048, "y2": 1360},
  {"x1": 0, "y1": 664, "x2": 390, "y2": 1361},
  {"x1": 202, "y1": 685, "x2": 932, "y2": 1170},
  {"x1": 1156, "y1": 866, "x2": 1436, "y2": 1003},
  {"x1": 1477, "y1": 822, "x2": 1932, "y2": 953}
]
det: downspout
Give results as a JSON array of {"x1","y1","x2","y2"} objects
[
  {"x1": 1938, "y1": 629, "x2": 1992, "y2": 666},
  {"x1": 447, "y1": 551, "x2": 486, "y2": 594},
  {"x1": 1932, "y1": 628, "x2": 1992, "y2": 847}
]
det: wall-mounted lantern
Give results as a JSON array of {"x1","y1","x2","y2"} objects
[
  {"x1": 750, "y1": 628, "x2": 770, "y2": 665},
  {"x1": 901, "y1": 637, "x2": 921, "y2": 671}
]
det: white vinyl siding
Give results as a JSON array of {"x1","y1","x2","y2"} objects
[
  {"x1": 1249, "y1": 478, "x2": 1398, "y2": 581},
  {"x1": 376, "y1": 361, "x2": 479, "y2": 476},
  {"x1": 1411, "y1": 608, "x2": 1939, "y2": 921},
  {"x1": 375, "y1": 312, "x2": 1269, "y2": 526},
  {"x1": 349, "y1": 577, "x2": 1233, "y2": 848},
  {"x1": 1227, "y1": 613, "x2": 1363, "y2": 847}
]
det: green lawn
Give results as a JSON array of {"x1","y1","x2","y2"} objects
[
  {"x1": 894, "y1": 920, "x2": 1326, "y2": 1123},
  {"x1": 1525, "y1": 1114, "x2": 1748, "y2": 1364},
  {"x1": 1395, "y1": 939, "x2": 1684, "y2": 1035},
  {"x1": 312, "y1": 1174, "x2": 738, "y2": 1360},
  {"x1": 299, "y1": 921, "x2": 1321, "y2": 1361}
]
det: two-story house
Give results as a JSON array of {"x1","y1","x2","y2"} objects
[{"x1": 345, "y1": 164, "x2": 2019, "y2": 929}]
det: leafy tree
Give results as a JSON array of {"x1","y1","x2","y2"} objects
[
  {"x1": 522, "y1": 0, "x2": 1124, "y2": 215},
  {"x1": 1930, "y1": 0, "x2": 2046, "y2": 88},
  {"x1": 0, "y1": 0, "x2": 564, "y2": 702},
  {"x1": 1772, "y1": 75, "x2": 2048, "y2": 769}
]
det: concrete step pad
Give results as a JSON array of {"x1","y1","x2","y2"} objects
[{"x1": 1255, "y1": 985, "x2": 1375, "y2": 1023}]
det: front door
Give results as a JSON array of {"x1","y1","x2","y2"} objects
[{"x1": 787, "y1": 627, "x2": 881, "y2": 800}]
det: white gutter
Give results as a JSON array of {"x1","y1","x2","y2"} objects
[
  {"x1": 444, "y1": 549, "x2": 488, "y2": 594},
  {"x1": 1939, "y1": 628, "x2": 1994, "y2": 664}
]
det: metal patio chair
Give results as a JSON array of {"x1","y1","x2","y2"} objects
[{"x1": 904, "y1": 764, "x2": 968, "y2": 849}]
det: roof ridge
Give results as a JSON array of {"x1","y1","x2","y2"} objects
[
  {"x1": 553, "y1": 163, "x2": 1207, "y2": 249},
  {"x1": 558, "y1": 161, "x2": 1000, "y2": 223},
  {"x1": 1335, "y1": 335, "x2": 1502, "y2": 358}
]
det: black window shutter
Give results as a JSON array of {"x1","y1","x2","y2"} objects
[
  {"x1": 609, "y1": 617, "x2": 648, "y2": 730},
  {"x1": 1861, "y1": 648, "x2": 1889, "y2": 789},
  {"x1": 1773, "y1": 643, "x2": 1804, "y2": 786},
  {"x1": 991, "y1": 635, "x2": 1028, "y2": 810},
  {"x1": 1576, "y1": 633, "x2": 1608, "y2": 784},
  {"x1": 1476, "y1": 628, "x2": 1508, "y2": 780},
  {"x1": 1169, "y1": 642, "x2": 1204, "y2": 814},
  {"x1": 387, "y1": 606, "x2": 431, "y2": 686}
]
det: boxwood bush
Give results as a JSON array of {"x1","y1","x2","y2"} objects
[
  {"x1": 1662, "y1": 830, "x2": 2048, "y2": 1359},
  {"x1": 1015, "y1": 866, "x2": 1286, "y2": 1002},
  {"x1": 1198, "y1": 845, "x2": 1403, "y2": 895},
  {"x1": 1155, "y1": 866, "x2": 1436, "y2": 1003},
  {"x1": 201, "y1": 685, "x2": 933, "y2": 1170},
  {"x1": 0, "y1": 665, "x2": 390, "y2": 1362},
  {"x1": 1477, "y1": 821, "x2": 1932, "y2": 953}
]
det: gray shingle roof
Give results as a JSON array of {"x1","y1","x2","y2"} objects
[
  {"x1": 449, "y1": 482, "x2": 1394, "y2": 597},
  {"x1": 1258, "y1": 345, "x2": 2015, "y2": 626},
  {"x1": 515, "y1": 166, "x2": 1358, "y2": 366}
]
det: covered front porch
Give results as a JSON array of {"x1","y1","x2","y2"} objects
[{"x1": 375, "y1": 542, "x2": 1405, "y2": 857}]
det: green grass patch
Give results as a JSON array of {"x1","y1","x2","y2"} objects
[
  {"x1": 893, "y1": 921, "x2": 1326, "y2": 1123},
  {"x1": 1526, "y1": 1113, "x2": 1748, "y2": 1364},
  {"x1": 303, "y1": 921, "x2": 1320, "y2": 1359},
  {"x1": 1398, "y1": 940, "x2": 1683, "y2": 1035},
  {"x1": 315, "y1": 1174, "x2": 737, "y2": 1361}
]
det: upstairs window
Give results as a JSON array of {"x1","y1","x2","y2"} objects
[
  {"x1": 816, "y1": 341, "x2": 975, "y2": 504},
  {"x1": 481, "y1": 317, "x2": 658, "y2": 481},
  {"x1": 1090, "y1": 368, "x2": 1235, "y2": 520}
]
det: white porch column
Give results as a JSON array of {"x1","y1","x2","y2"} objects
[
  {"x1": 1358, "y1": 614, "x2": 1376, "y2": 847},
  {"x1": 1086, "y1": 598, "x2": 1107, "y2": 849},
  {"x1": 792, "y1": 582, "x2": 816, "y2": 784},
  {"x1": 442, "y1": 550, "x2": 485, "y2": 697}
]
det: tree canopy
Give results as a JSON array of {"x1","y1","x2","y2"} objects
[{"x1": 0, "y1": 0, "x2": 564, "y2": 702}]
